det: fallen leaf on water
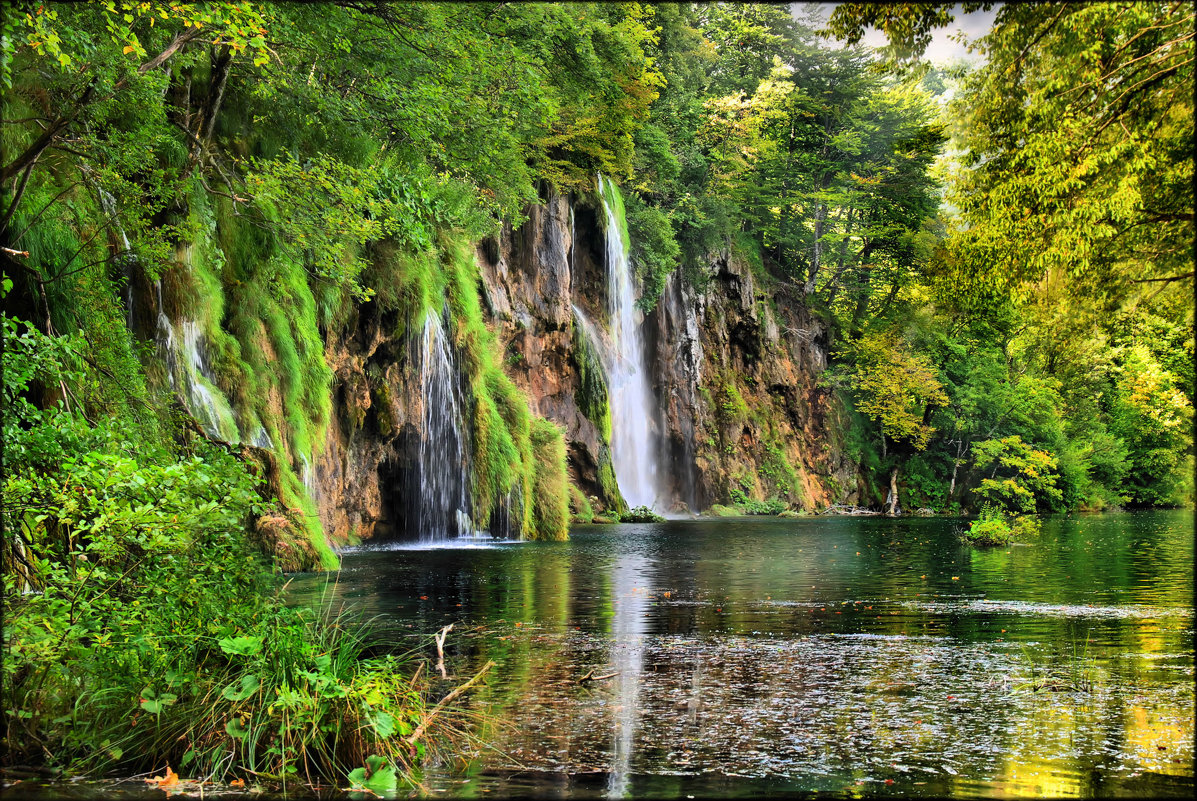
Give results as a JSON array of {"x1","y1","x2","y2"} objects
[
  {"x1": 229, "y1": 779, "x2": 245, "y2": 787},
  {"x1": 951, "y1": 576, "x2": 960, "y2": 580},
  {"x1": 145, "y1": 767, "x2": 179, "y2": 788}
]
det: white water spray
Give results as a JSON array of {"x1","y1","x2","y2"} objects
[
  {"x1": 415, "y1": 307, "x2": 472, "y2": 541},
  {"x1": 596, "y1": 175, "x2": 661, "y2": 511}
]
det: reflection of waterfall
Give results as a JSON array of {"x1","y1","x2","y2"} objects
[
  {"x1": 607, "y1": 547, "x2": 650, "y2": 798},
  {"x1": 596, "y1": 174, "x2": 661, "y2": 511},
  {"x1": 414, "y1": 307, "x2": 471, "y2": 541}
]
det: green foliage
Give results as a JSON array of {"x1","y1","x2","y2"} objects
[
  {"x1": 971, "y1": 435, "x2": 1064, "y2": 514},
  {"x1": 624, "y1": 191, "x2": 681, "y2": 312},
  {"x1": 962, "y1": 504, "x2": 1041, "y2": 548},
  {"x1": 618, "y1": 506, "x2": 665, "y2": 523},
  {"x1": 1, "y1": 314, "x2": 445, "y2": 786},
  {"x1": 842, "y1": 330, "x2": 948, "y2": 450},
  {"x1": 935, "y1": 3, "x2": 1193, "y2": 323},
  {"x1": 739, "y1": 497, "x2": 787, "y2": 516},
  {"x1": 1108, "y1": 345, "x2": 1195, "y2": 506}
]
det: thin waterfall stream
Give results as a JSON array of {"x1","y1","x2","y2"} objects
[
  {"x1": 596, "y1": 174, "x2": 662, "y2": 511},
  {"x1": 414, "y1": 307, "x2": 473, "y2": 542}
]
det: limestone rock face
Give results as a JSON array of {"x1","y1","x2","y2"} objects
[
  {"x1": 312, "y1": 187, "x2": 859, "y2": 546},
  {"x1": 648, "y1": 253, "x2": 858, "y2": 512},
  {"x1": 314, "y1": 303, "x2": 421, "y2": 545},
  {"x1": 476, "y1": 188, "x2": 859, "y2": 516},
  {"x1": 475, "y1": 187, "x2": 619, "y2": 512}
]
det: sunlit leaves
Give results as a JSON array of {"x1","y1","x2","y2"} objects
[
  {"x1": 844, "y1": 331, "x2": 948, "y2": 450},
  {"x1": 971, "y1": 435, "x2": 1063, "y2": 513},
  {"x1": 7, "y1": 1, "x2": 270, "y2": 88},
  {"x1": 942, "y1": 2, "x2": 1194, "y2": 312}
]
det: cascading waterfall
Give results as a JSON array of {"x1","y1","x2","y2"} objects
[
  {"x1": 97, "y1": 188, "x2": 136, "y2": 328},
  {"x1": 596, "y1": 174, "x2": 662, "y2": 511},
  {"x1": 414, "y1": 306, "x2": 473, "y2": 541},
  {"x1": 151, "y1": 247, "x2": 239, "y2": 444}
]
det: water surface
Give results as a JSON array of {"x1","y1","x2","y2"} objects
[{"x1": 289, "y1": 511, "x2": 1194, "y2": 798}]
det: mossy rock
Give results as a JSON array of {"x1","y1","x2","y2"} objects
[
  {"x1": 706, "y1": 504, "x2": 741, "y2": 517},
  {"x1": 252, "y1": 510, "x2": 321, "y2": 572},
  {"x1": 592, "y1": 515, "x2": 618, "y2": 524},
  {"x1": 619, "y1": 505, "x2": 665, "y2": 523}
]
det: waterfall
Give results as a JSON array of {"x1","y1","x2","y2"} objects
[
  {"x1": 152, "y1": 247, "x2": 239, "y2": 444},
  {"x1": 178, "y1": 320, "x2": 239, "y2": 442},
  {"x1": 414, "y1": 307, "x2": 472, "y2": 541},
  {"x1": 596, "y1": 174, "x2": 661, "y2": 511},
  {"x1": 97, "y1": 188, "x2": 136, "y2": 328}
]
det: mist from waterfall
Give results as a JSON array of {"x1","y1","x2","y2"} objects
[{"x1": 596, "y1": 174, "x2": 661, "y2": 511}]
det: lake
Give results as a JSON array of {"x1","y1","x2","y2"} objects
[{"x1": 286, "y1": 510, "x2": 1194, "y2": 798}]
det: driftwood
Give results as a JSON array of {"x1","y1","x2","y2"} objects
[
  {"x1": 434, "y1": 624, "x2": 454, "y2": 679},
  {"x1": 578, "y1": 669, "x2": 621, "y2": 684},
  {"x1": 820, "y1": 504, "x2": 881, "y2": 516},
  {"x1": 406, "y1": 660, "x2": 496, "y2": 747}
]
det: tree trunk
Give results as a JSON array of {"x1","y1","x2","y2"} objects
[
  {"x1": 849, "y1": 240, "x2": 877, "y2": 336},
  {"x1": 886, "y1": 466, "x2": 900, "y2": 516}
]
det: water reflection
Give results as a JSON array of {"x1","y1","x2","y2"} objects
[
  {"x1": 607, "y1": 548, "x2": 650, "y2": 798},
  {"x1": 286, "y1": 510, "x2": 1194, "y2": 798}
]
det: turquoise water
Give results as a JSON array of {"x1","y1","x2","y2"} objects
[{"x1": 285, "y1": 510, "x2": 1194, "y2": 798}]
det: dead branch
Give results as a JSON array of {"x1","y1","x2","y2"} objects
[
  {"x1": 406, "y1": 660, "x2": 495, "y2": 747},
  {"x1": 577, "y1": 669, "x2": 621, "y2": 684},
  {"x1": 434, "y1": 623, "x2": 454, "y2": 679}
]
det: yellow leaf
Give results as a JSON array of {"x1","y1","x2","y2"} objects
[{"x1": 123, "y1": 45, "x2": 135, "y2": 54}]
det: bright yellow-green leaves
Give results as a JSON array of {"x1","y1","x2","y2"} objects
[
  {"x1": 971, "y1": 435, "x2": 1063, "y2": 513},
  {"x1": 846, "y1": 330, "x2": 948, "y2": 450},
  {"x1": 9, "y1": 1, "x2": 270, "y2": 87},
  {"x1": 942, "y1": 2, "x2": 1194, "y2": 311}
]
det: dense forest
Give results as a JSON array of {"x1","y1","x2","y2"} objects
[{"x1": 2, "y1": 0, "x2": 1192, "y2": 791}]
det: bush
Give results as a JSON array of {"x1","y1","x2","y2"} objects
[
  {"x1": 740, "y1": 497, "x2": 787, "y2": 515},
  {"x1": 619, "y1": 505, "x2": 665, "y2": 523},
  {"x1": 962, "y1": 504, "x2": 1040, "y2": 547},
  {"x1": 0, "y1": 314, "x2": 450, "y2": 789}
]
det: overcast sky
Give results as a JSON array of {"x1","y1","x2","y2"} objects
[{"x1": 796, "y1": 2, "x2": 1000, "y2": 65}]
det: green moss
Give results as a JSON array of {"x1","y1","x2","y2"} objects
[
  {"x1": 718, "y1": 377, "x2": 749, "y2": 422},
  {"x1": 571, "y1": 316, "x2": 612, "y2": 442},
  {"x1": 568, "y1": 484, "x2": 595, "y2": 523},
  {"x1": 707, "y1": 504, "x2": 741, "y2": 517},
  {"x1": 529, "y1": 418, "x2": 570, "y2": 541},
  {"x1": 279, "y1": 465, "x2": 339, "y2": 570},
  {"x1": 423, "y1": 234, "x2": 571, "y2": 541},
  {"x1": 760, "y1": 440, "x2": 804, "y2": 506},
  {"x1": 596, "y1": 446, "x2": 627, "y2": 515}
]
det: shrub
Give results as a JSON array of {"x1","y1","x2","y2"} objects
[
  {"x1": 619, "y1": 505, "x2": 665, "y2": 523},
  {"x1": 962, "y1": 504, "x2": 1040, "y2": 547}
]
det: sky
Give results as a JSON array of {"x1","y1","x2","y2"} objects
[{"x1": 795, "y1": 2, "x2": 1000, "y2": 65}]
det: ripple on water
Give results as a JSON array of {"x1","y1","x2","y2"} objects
[{"x1": 905, "y1": 598, "x2": 1194, "y2": 620}]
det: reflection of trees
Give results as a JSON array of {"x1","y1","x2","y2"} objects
[{"x1": 283, "y1": 513, "x2": 1193, "y2": 792}]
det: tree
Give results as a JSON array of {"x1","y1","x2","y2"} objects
[
  {"x1": 843, "y1": 330, "x2": 948, "y2": 513},
  {"x1": 971, "y1": 434, "x2": 1063, "y2": 513}
]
